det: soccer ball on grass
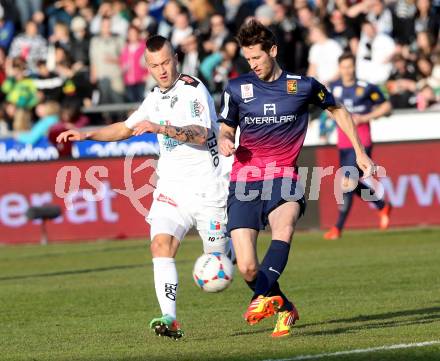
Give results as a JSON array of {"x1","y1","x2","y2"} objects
[{"x1": 192, "y1": 252, "x2": 234, "y2": 292}]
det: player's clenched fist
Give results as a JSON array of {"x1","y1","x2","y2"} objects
[
  {"x1": 356, "y1": 151, "x2": 376, "y2": 178},
  {"x1": 219, "y1": 138, "x2": 235, "y2": 157},
  {"x1": 56, "y1": 129, "x2": 85, "y2": 143}
]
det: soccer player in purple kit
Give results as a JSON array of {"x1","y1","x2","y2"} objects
[
  {"x1": 218, "y1": 20, "x2": 377, "y2": 337},
  {"x1": 324, "y1": 53, "x2": 392, "y2": 240}
]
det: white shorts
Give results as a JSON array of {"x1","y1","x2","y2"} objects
[{"x1": 147, "y1": 188, "x2": 228, "y2": 254}]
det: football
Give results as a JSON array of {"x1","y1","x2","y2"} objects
[{"x1": 192, "y1": 252, "x2": 234, "y2": 292}]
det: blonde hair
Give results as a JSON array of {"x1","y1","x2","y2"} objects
[
  {"x1": 13, "y1": 109, "x2": 31, "y2": 131},
  {"x1": 44, "y1": 101, "x2": 61, "y2": 116}
]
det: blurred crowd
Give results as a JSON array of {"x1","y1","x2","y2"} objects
[{"x1": 0, "y1": 0, "x2": 440, "y2": 144}]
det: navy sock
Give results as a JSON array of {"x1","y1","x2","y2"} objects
[
  {"x1": 254, "y1": 240, "x2": 290, "y2": 298},
  {"x1": 245, "y1": 278, "x2": 257, "y2": 292},
  {"x1": 266, "y1": 281, "x2": 293, "y2": 311},
  {"x1": 355, "y1": 181, "x2": 385, "y2": 210},
  {"x1": 336, "y1": 191, "x2": 354, "y2": 230}
]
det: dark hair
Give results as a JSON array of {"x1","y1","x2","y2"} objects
[
  {"x1": 236, "y1": 19, "x2": 276, "y2": 52},
  {"x1": 146, "y1": 35, "x2": 171, "y2": 52},
  {"x1": 12, "y1": 57, "x2": 27, "y2": 71},
  {"x1": 338, "y1": 52, "x2": 355, "y2": 64}
]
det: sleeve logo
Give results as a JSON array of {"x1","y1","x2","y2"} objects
[
  {"x1": 317, "y1": 89, "x2": 325, "y2": 102},
  {"x1": 287, "y1": 80, "x2": 297, "y2": 94},
  {"x1": 370, "y1": 92, "x2": 380, "y2": 101},
  {"x1": 190, "y1": 99, "x2": 204, "y2": 118}
]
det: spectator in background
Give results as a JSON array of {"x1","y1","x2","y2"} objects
[
  {"x1": 16, "y1": 100, "x2": 60, "y2": 145},
  {"x1": 416, "y1": 83, "x2": 440, "y2": 110},
  {"x1": 59, "y1": 98, "x2": 89, "y2": 128},
  {"x1": 254, "y1": 4, "x2": 288, "y2": 69},
  {"x1": 70, "y1": 16, "x2": 90, "y2": 66},
  {"x1": 180, "y1": 34, "x2": 200, "y2": 77},
  {"x1": 391, "y1": 0, "x2": 416, "y2": 45},
  {"x1": 416, "y1": 55, "x2": 434, "y2": 81},
  {"x1": 356, "y1": 20, "x2": 395, "y2": 85},
  {"x1": 293, "y1": 5, "x2": 316, "y2": 74},
  {"x1": 78, "y1": 3, "x2": 95, "y2": 25},
  {"x1": 2, "y1": 57, "x2": 38, "y2": 130},
  {"x1": 132, "y1": 0, "x2": 158, "y2": 38},
  {"x1": 187, "y1": 0, "x2": 215, "y2": 35},
  {"x1": 417, "y1": 54, "x2": 440, "y2": 95},
  {"x1": 0, "y1": 47, "x2": 6, "y2": 102},
  {"x1": 328, "y1": 9, "x2": 359, "y2": 54},
  {"x1": 120, "y1": 25, "x2": 148, "y2": 103},
  {"x1": 90, "y1": 0, "x2": 129, "y2": 38},
  {"x1": 169, "y1": 11, "x2": 193, "y2": 50},
  {"x1": 366, "y1": 0, "x2": 394, "y2": 36},
  {"x1": 46, "y1": 22, "x2": 72, "y2": 71},
  {"x1": 202, "y1": 14, "x2": 230, "y2": 57},
  {"x1": 415, "y1": 0, "x2": 434, "y2": 34},
  {"x1": 273, "y1": 2, "x2": 302, "y2": 73},
  {"x1": 33, "y1": 60, "x2": 64, "y2": 102},
  {"x1": 15, "y1": 0, "x2": 42, "y2": 31},
  {"x1": 415, "y1": 31, "x2": 434, "y2": 58},
  {"x1": 223, "y1": 0, "x2": 243, "y2": 29},
  {"x1": 157, "y1": 0, "x2": 182, "y2": 39},
  {"x1": 48, "y1": 98, "x2": 89, "y2": 157},
  {"x1": 45, "y1": 0, "x2": 77, "y2": 35},
  {"x1": 57, "y1": 58, "x2": 93, "y2": 107},
  {"x1": 8, "y1": 20, "x2": 47, "y2": 74},
  {"x1": 307, "y1": 24, "x2": 343, "y2": 85},
  {"x1": 89, "y1": 16, "x2": 125, "y2": 105},
  {"x1": 0, "y1": 5, "x2": 15, "y2": 52},
  {"x1": 346, "y1": 0, "x2": 393, "y2": 36},
  {"x1": 386, "y1": 54, "x2": 417, "y2": 108}
]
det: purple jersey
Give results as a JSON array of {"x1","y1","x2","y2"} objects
[
  {"x1": 329, "y1": 79, "x2": 386, "y2": 149},
  {"x1": 219, "y1": 71, "x2": 336, "y2": 182}
]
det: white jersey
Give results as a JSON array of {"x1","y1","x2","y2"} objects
[{"x1": 125, "y1": 74, "x2": 228, "y2": 205}]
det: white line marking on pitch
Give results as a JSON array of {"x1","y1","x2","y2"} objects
[{"x1": 263, "y1": 341, "x2": 440, "y2": 361}]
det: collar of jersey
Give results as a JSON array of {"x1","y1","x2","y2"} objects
[
  {"x1": 159, "y1": 73, "x2": 182, "y2": 95},
  {"x1": 251, "y1": 70, "x2": 286, "y2": 84}
]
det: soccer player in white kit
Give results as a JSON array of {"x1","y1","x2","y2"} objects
[{"x1": 57, "y1": 36, "x2": 229, "y2": 339}]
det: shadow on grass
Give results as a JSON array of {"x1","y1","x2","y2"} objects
[
  {"x1": 228, "y1": 306, "x2": 440, "y2": 338},
  {"x1": 299, "y1": 306, "x2": 440, "y2": 337},
  {"x1": 0, "y1": 263, "x2": 146, "y2": 281}
]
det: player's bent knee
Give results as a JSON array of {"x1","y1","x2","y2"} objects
[
  {"x1": 237, "y1": 262, "x2": 258, "y2": 281},
  {"x1": 150, "y1": 235, "x2": 178, "y2": 257}
]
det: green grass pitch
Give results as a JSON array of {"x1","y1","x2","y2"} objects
[{"x1": 1, "y1": 228, "x2": 439, "y2": 361}]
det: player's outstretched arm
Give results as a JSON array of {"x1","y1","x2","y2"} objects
[
  {"x1": 327, "y1": 104, "x2": 376, "y2": 177},
  {"x1": 218, "y1": 123, "x2": 236, "y2": 157},
  {"x1": 56, "y1": 122, "x2": 134, "y2": 143},
  {"x1": 132, "y1": 120, "x2": 208, "y2": 145},
  {"x1": 353, "y1": 101, "x2": 392, "y2": 125}
]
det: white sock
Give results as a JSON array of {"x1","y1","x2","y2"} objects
[{"x1": 152, "y1": 257, "x2": 178, "y2": 319}]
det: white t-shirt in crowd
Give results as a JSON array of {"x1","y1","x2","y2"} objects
[
  {"x1": 308, "y1": 39, "x2": 343, "y2": 84},
  {"x1": 356, "y1": 33, "x2": 396, "y2": 85}
]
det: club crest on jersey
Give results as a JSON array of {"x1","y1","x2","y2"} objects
[
  {"x1": 171, "y1": 95, "x2": 178, "y2": 108},
  {"x1": 287, "y1": 80, "x2": 297, "y2": 94},
  {"x1": 241, "y1": 84, "x2": 254, "y2": 99},
  {"x1": 356, "y1": 87, "x2": 365, "y2": 97}
]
